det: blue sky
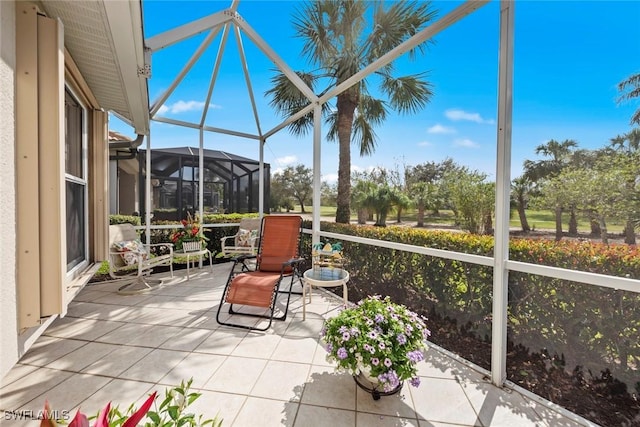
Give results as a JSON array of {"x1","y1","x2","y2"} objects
[{"x1": 111, "y1": 0, "x2": 640, "y2": 183}]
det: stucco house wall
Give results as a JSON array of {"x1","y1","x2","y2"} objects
[{"x1": 0, "y1": 0, "x2": 18, "y2": 380}]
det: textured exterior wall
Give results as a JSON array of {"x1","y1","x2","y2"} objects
[{"x1": 0, "y1": 0, "x2": 18, "y2": 380}]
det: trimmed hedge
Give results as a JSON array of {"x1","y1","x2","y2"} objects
[
  {"x1": 110, "y1": 213, "x2": 260, "y2": 256},
  {"x1": 306, "y1": 221, "x2": 639, "y2": 393}
]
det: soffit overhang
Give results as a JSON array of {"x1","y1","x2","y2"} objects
[{"x1": 38, "y1": 0, "x2": 150, "y2": 135}]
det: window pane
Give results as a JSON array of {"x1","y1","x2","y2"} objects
[
  {"x1": 64, "y1": 90, "x2": 83, "y2": 178},
  {"x1": 66, "y1": 181, "x2": 85, "y2": 269}
]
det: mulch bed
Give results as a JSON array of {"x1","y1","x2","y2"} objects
[{"x1": 425, "y1": 313, "x2": 640, "y2": 427}]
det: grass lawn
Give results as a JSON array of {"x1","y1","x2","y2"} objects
[{"x1": 289, "y1": 205, "x2": 626, "y2": 234}]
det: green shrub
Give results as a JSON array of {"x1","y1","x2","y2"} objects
[
  {"x1": 109, "y1": 214, "x2": 141, "y2": 226},
  {"x1": 306, "y1": 221, "x2": 639, "y2": 391}
]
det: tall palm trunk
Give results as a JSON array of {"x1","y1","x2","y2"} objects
[
  {"x1": 516, "y1": 194, "x2": 530, "y2": 232},
  {"x1": 335, "y1": 92, "x2": 357, "y2": 224},
  {"x1": 417, "y1": 203, "x2": 425, "y2": 227},
  {"x1": 555, "y1": 206, "x2": 563, "y2": 241},
  {"x1": 357, "y1": 208, "x2": 368, "y2": 224}
]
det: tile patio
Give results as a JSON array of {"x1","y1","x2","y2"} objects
[{"x1": 1, "y1": 263, "x2": 586, "y2": 426}]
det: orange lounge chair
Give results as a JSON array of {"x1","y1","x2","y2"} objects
[{"x1": 216, "y1": 215, "x2": 304, "y2": 331}]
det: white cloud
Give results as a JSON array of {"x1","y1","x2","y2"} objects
[
  {"x1": 453, "y1": 138, "x2": 480, "y2": 148},
  {"x1": 322, "y1": 173, "x2": 338, "y2": 184},
  {"x1": 417, "y1": 141, "x2": 432, "y2": 147},
  {"x1": 445, "y1": 109, "x2": 495, "y2": 124},
  {"x1": 157, "y1": 100, "x2": 222, "y2": 114},
  {"x1": 427, "y1": 124, "x2": 456, "y2": 134},
  {"x1": 276, "y1": 155, "x2": 297, "y2": 165}
]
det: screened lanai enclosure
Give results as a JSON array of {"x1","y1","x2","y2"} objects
[{"x1": 138, "y1": 147, "x2": 269, "y2": 221}]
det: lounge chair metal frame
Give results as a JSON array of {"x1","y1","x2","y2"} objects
[{"x1": 216, "y1": 215, "x2": 304, "y2": 331}]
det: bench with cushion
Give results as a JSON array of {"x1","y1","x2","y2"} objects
[
  {"x1": 108, "y1": 224, "x2": 173, "y2": 289},
  {"x1": 220, "y1": 218, "x2": 261, "y2": 257}
]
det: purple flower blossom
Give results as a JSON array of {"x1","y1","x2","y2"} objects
[
  {"x1": 384, "y1": 358, "x2": 392, "y2": 367},
  {"x1": 409, "y1": 377, "x2": 421, "y2": 387},
  {"x1": 371, "y1": 357, "x2": 380, "y2": 366},
  {"x1": 325, "y1": 343, "x2": 333, "y2": 352},
  {"x1": 374, "y1": 313, "x2": 384, "y2": 323},
  {"x1": 408, "y1": 350, "x2": 424, "y2": 363},
  {"x1": 339, "y1": 326, "x2": 348, "y2": 333},
  {"x1": 378, "y1": 342, "x2": 386, "y2": 350},
  {"x1": 337, "y1": 347, "x2": 348, "y2": 359},
  {"x1": 397, "y1": 333, "x2": 407, "y2": 345},
  {"x1": 405, "y1": 324, "x2": 414, "y2": 333},
  {"x1": 368, "y1": 331, "x2": 378, "y2": 339},
  {"x1": 342, "y1": 331, "x2": 351, "y2": 341}
]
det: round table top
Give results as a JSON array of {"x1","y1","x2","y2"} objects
[{"x1": 303, "y1": 268, "x2": 349, "y2": 286}]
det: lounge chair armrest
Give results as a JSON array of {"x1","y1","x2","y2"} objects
[{"x1": 283, "y1": 257, "x2": 305, "y2": 266}]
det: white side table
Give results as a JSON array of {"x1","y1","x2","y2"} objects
[
  {"x1": 301, "y1": 269, "x2": 349, "y2": 320},
  {"x1": 174, "y1": 248, "x2": 213, "y2": 280}
]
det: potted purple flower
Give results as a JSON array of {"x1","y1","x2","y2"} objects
[{"x1": 320, "y1": 295, "x2": 430, "y2": 399}]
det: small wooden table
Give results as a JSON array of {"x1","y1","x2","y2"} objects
[
  {"x1": 174, "y1": 248, "x2": 213, "y2": 280},
  {"x1": 301, "y1": 269, "x2": 349, "y2": 320}
]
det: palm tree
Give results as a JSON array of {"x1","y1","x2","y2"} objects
[
  {"x1": 609, "y1": 129, "x2": 640, "y2": 244},
  {"x1": 266, "y1": 1, "x2": 437, "y2": 223},
  {"x1": 511, "y1": 176, "x2": 532, "y2": 232},
  {"x1": 351, "y1": 178, "x2": 377, "y2": 224},
  {"x1": 523, "y1": 139, "x2": 578, "y2": 241},
  {"x1": 617, "y1": 72, "x2": 640, "y2": 126}
]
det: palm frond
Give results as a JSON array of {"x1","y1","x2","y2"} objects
[
  {"x1": 265, "y1": 70, "x2": 317, "y2": 136},
  {"x1": 325, "y1": 109, "x2": 338, "y2": 142},
  {"x1": 293, "y1": 2, "x2": 338, "y2": 66},
  {"x1": 352, "y1": 114, "x2": 378, "y2": 156},
  {"x1": 357, "y1": 94, "x2": 388, "y2": 127},
  {"x1": 379, "y1": 71, "x2": 434, "y2": 114},
  {"x1": 365, "y1": 0, "x2": 437, "y2": 63}
]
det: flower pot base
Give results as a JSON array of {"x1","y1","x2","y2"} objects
[{"x1": 353, "y1": 373, "x2": 403, "y2": 400}]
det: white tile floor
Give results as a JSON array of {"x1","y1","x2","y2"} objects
[{"x1": 0, "y1": 264, "x2": 589, "y2": 427}]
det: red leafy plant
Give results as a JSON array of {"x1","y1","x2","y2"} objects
[{"x1": 39, "y1": 379, "x2": 221, "y2": 427}]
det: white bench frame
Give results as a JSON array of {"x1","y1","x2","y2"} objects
[
  {"x1": 108, "y1": 224, "x2": 173, "y2": 292},
  {"x1": 220, "y1": 218, "x2": 261, "y2": 256}
]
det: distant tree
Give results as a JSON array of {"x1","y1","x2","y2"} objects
[
  {"x1": 511, "y1": 175, "x2": 532, "y2": 232},
  {"x1": 609, "y1": 129, "x2": 640, "y2": 244},
  {"x1": 444, "y1": 169, "x2": 494, "y2": 235},
  {"x1": 394, "y1": 191, "x2": 412, "y2": 223},
  {"x1": 269, "y1": 174, "x2": 293, "y2": 212},
  {"x1": 266, "y1": 0, "x2": 437, "y2": 224},
  {"x1": 351, "y1": 177, "x2": 377, "y2": 224},
  {"x1": 406, "y1": 158, "x2": 465, "y2": 215},
  {"x1": 321, "y1": 181, "x2": 338, "y2": 206},
  {"x1": 280, "y1": 164, "x2": 313, "y2": 213},
  {"x1": 523, "y1": 139, "x2": 578, "y2": 240},
  {"x1": 363, "y1": 184, "x2": 406, "y2": 227},
  {"x1": 409, "y1": 181, "x2": 439, "y2": 227},
  {"x1": 617, "y1": 72, "x2": 640, "y2": 126}
]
